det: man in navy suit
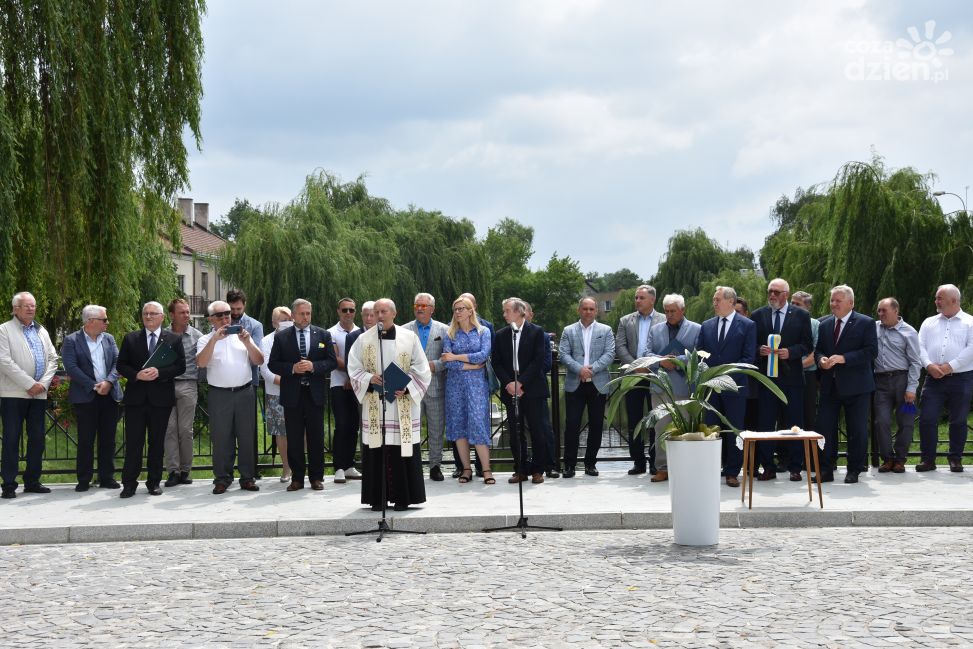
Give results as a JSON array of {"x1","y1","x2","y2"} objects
[
  {"x1": 696, "y1": 286, "x2": 756, "y2": 487},
  {"x1": 61, "y1": 304, "x2": 123, "y2": 491},
  {"x1": 751, "y1": 278, "x2": 813, "y2": 482},
  {"x1": 815, "y1": 284, "x2": 878, "y2": 483},
  {"x1": 269, "y1": 298, "x2": 337, "y2": 491}
]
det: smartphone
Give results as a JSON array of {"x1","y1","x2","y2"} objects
[{"x1": 225, "y1": 325, "x2": 243, "y2": 335}]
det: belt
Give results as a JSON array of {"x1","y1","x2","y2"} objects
[
  {"x1": 874, "y1": 370, "x2": 907, "y2": 377},
  {"x1": 937, "y1": 370, "x2": 973, "y2": 379},
  {"x1": 210, "y1": 383, "x2": 252, "y2": 393}
]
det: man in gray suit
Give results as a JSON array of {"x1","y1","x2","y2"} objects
[
  {"x1": 559, "y1": 297, "x2": 616, "y2": 477},
  {"x1": 615, "y1": 284, "x2": 666, "y2": 475},
  {"x1": 645, "y1": 294, "x2": 701, "y2": 482},
  {"x1": 403, "y1": 292, "x2": 450, "y2": 481}
]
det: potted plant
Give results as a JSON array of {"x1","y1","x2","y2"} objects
[{"x1": 607, "y1": 349, "x2": 787, "y2": 545}]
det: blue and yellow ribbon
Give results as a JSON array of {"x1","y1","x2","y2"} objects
[{"x1": 767, "y1": 334, "x2": 781, "y2": 377}]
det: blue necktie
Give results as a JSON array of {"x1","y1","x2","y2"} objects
[
  {"x1": 148, "y1": 332, "x2": 157, "y2": 355},
  {"x1": 773, "y1": 310, "x2": 782, "y2": 334},
  {"x1": 718, "y1": 318, "x2": 727, "y2": 343}
]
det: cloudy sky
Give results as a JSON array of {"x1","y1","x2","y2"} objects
[{"x1": 186, "y1": 1, "x2": 972, "y2": 278}]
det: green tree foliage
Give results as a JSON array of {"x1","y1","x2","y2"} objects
[
  {"x1": 209, "y1": 199, "x2": 263, "y2": 241},
  {"x1": 652, "y1": 229, "x2": 756, "y2": 299},
  {"x1": 586, "y1": 268, "x2": 644, "y2": 292},
  {"x1": 482, "y1": 218, "x2": 535, "y2": 319},
  {"x1": 521, "y1": 253, "x2": 586, "y2": 334},
  {"x1": 0, "y1": 1, "x2": 205, "y2": 336},
  {"x1": 684, "y1": 270, "x2": 769, "y2": 324}
]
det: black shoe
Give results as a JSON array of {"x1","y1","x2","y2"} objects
[
  {"x1": 584, "y1": 466, "x2": 599, "y2": 477},
  {"x1": 628, "y1": 466, "x2": 647, "y2": 475},
  {"x1": 545, "y1": 469, "x2": 561, "y2": 479},
  {"x1": 949, "y1": 458, "x2": 964, "y2": 473},
  {"x1": 75, "y1": 483, "x2": 90, "y2": 492},
  {"x1": 146, "y1": 485, "x2": 163, "y2": 496},
  {"x1": 562, "y1": 467, "x2": 576, "y2": 478},
  {"x1": 429, "y1": 465, "x2": 444, "y2": 482},
  {"x1": 393, "y1": 503, "x2": 409, "y2": 511},
  {"x1": 814, "y1": 472, "x2": 834, "y2": 483},
  {"x1": 451, "y1": 468, "x2": 463, "y2": 479},
  {"x1": 371, "y1": 504, "x2": 382, "y2": 511},
  {"x1": 844, "y1": 472, "x2": 859, "y2": 484},
  {"x1": 120, "y1": 486, "x2": 136, "y2": 498},
  {"x1": 164, "y1": 472, "x2": 180, "y2": 488},
  {"x1": 1, "y1": 488, "x2": 15, "y2": 499},
  {"x1": 99, "y1": 479, "x2": 121, "y2": 489},
  {"x1": 23, "y1": 484, "x2": 51, "y2": 494},
  {"x1": 179, "y1": 472, "x2": 193, "y2": 485},
  {"x1": 475, "y1": 469, "x2": 484, "y2": 478},
  {"x1": 915, "y1": 460, "x2": 937, "y2": 472}
]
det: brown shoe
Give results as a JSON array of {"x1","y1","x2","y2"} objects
[
  {"x1": 531, "y1": 472, "x2": 544, "y2": 484},
  {"x1": 212, "y1": 483, "x2": 228, "y2": 495},
  {"x1": 286, "y1": 481, "x2": 304, "y2": 492},
  {"x1": 240, "y1": 480, "x2": 259, "y2": 492},
  {"x1": 310, "y1": 480, "x2": 324, "y2": 490},
  {"x1": 915, "y1": 460, "x2": 937, "y2": 472},
  {"x1": 789, "y1": 471, "x2": 802, "y2": 481},
  {"x1": 508, "y1": 474, "x2": 526, "y2": 484},
  {"x1": 725, "y1": 476, "x2": 740, "y2": 487},
  {"x1": 756, "y1": 471, "x2": 777, "y2": 481},
  {"x1": 650, "y1": 471, "x2": 668, "y2": 482},
  {"x1": 892, "y1": 461, "x2": 906, "y2": 473},
  {"x1": 878, "y1": 460, "x2": 894, "y2": 473},
  {"x1": 949, "y1": 458, "x2": 964, "y2": 473}
]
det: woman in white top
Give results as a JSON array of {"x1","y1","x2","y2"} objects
[{"x1": 260, "y1": 306, "x2": 294, "y2": 482}]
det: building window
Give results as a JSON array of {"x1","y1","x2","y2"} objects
[
  {"x1": 201, "y1": 272, "x2": 209, "y2": 300},
  {"x1": 604, "y1": 300, "x2": 613, "y2": 312},
  {"x1": 177, "y1": 274, "x2": 185, "y2": 293}
]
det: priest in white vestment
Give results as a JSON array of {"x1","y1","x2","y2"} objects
[{"x1": 348, "y1": 298, "x2": 431, "y2": 511}]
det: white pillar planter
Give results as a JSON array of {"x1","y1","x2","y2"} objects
[{"x1": 666, "y1": 438, "x2": 722, "y2": 546}]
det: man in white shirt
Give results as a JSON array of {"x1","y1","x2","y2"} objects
[
  {"x1": 197, "y1": 300, "x2": 264, "y2": 494},
  {"x1": 916, "y1": 284, "x2": 973, "y2": 472},
  {"x1": 327, "y1": 298, "x2": 363, "y2": 483}
]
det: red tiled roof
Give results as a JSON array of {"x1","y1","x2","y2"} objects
[{"x1": 178, "y1": 223, "x2": 227, "y2": 255}]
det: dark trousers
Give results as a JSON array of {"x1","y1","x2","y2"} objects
[
  {"x1": 538, "y1": 399, "x2": 558, "y2": 471},
  {"x1": 505, "y1": 396, "x2": 548, "y2": 476},
  {"x1": 563, "y1": 382, "x2": 606, "y2": 468},
  {"x1": 817, "y1": 391, "x2": 870, "y2": 473},
  {"x1": 873, "y1": 372, "x2": 914, "y2": 461},
  {"x1": 330, "y1": 386, "x2": 360, "y2": 470},
  {"x1": 1, "y1": 397, "x2": 47, "y2": 489},
  {"x1": 625, "y1": 388, "x2": 654, "y2": 471},
  {"x1": 706, "y1": 393, "x2": 745, "y2": 477},
  {"x1": 75, "y1": 394, "x2": 119, "y2": 485},
  {"x1": 121, "y1": 403, "x2": 171, "y2": 488},
  {"x1": 285, "y1": 387, "x2": 325, "y2": 482},
  {"x1": 918, "y1": 373, "x2": 973, "y2": 461},
  {"x1": 756, "y1": 383, "x2": 805, "y2": 473},
  {"x1": 803, "y1": 371, "x2": 818, "y2": 432}
]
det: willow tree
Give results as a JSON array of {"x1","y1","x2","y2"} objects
[
  {"x1": 0, "y1": 2, "x2": 205, "y2": 335},
  {"x1": 651, "y1": 228, "x2": 754, "y2": 298}
]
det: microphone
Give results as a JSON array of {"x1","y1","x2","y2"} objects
[
  {"x1": 510, "y1": 325, "x2": 520, "y2": 334},
  {"x1": 377, "y1": 322, "x2": 384, "y2": 332}
]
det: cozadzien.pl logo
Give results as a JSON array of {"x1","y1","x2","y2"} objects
[{"x1": 846, "y1": 20, "x2": 953, "y2": 83}]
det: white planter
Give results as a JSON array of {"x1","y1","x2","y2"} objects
[{"x1": 667, "y1": 438, "x2": 722, "y2": 546}]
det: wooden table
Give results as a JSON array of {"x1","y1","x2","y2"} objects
[{"x1": 739, "y1": 431, "x2": 825, "y2": 509}]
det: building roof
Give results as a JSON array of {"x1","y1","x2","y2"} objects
[{"x1": 174, "y1": 222, "x2": 227, "y2": 256}]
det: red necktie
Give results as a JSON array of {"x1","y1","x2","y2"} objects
[{"x1": 833, "y1": 318, "x2": 842, "y2": 345}]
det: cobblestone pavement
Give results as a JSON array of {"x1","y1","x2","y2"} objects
[{"x1": 4, "y1": 527, "x2": 973, "y2": 648}]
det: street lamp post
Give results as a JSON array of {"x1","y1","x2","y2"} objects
[{"x1": 933, "y1": 191, "x2": 968, "y2": 214}]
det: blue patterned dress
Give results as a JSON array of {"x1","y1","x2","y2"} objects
[{"x1": 443, "y1": 327, "x2": 492, "y2": 444}]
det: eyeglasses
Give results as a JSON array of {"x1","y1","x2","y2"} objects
[
  {"x1": 90, "y1": 318, "x2": 109, "y2": 323},
  {"x1": 210, "y1": 311, "x2": 232, "y2": 319},
  {"x1": 340, "y1": 307, "x2": 356, "y2": 313},
  {"x1": 414, "y1": 304, "x2": 432, "y2": 309},
  {"x1": 453, "y1": 306, "x2": 469, "y2": 312},
  {"x1": 767, "y1": 289, "x2": 784, "y2": 295},
  {"x1": 143, "y1": 312, "x2": 163, "y2": 317}
]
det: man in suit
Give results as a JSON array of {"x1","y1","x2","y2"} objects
[
  {"x1": 526, "y1": 302, "x2": 560, "y2": 478},
  {"x1": 269, "y1": 298, "x2": 337, "y2": 491},
  {"x1": 116, "y1": 301, "x2": 186, "y2": 498},
  {"x1": 327, "y1": 297, "x2": 363, "y2": 484},
  {"x1": 492, "y1": 297, "x2": 550, "y2": 484},
  {"x1": 815, "y1": 284, "x2": 878, "y2": 483},
  {"x1": 751, "y1": 278, "x2": 813, "y2": 482},
  {"x1": 645, "y1": 294, "x2": 701, "y2": 482},
  {"x1": 0, "y1": 291, "x2": 59, "y2": 498},
  {"x1": 403, "y1": 292, "x2": 450, "y2": 481},
  {"x1": 696, "y1": 286, "x2": 756, "y2": 487},
  {"x1": 615, "y1": 285, "x2": 666, "y2": 475},
  {"x1": 61, "y1": 304, "x2": 123, "y2": 491},
  {"x1": 559, "y1": 297, "x2": 616, "y2": 477}
]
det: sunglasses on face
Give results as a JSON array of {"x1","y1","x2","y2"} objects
[
  {"x1": 340, "y1": 308, "x2": 356, "y2": 313},
  {"x1": 210, "y1": 311, "x2": 232, "y2": 319}
]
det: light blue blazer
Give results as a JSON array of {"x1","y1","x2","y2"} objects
[
  {"x1": 559, "y1": 321, "x2": 616, "y2": 394},
  {"x1": 648, "y1": 319, "x2": 701, "y2": 397}
]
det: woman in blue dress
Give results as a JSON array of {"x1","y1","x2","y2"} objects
[{"x1": 441, "y1": 296, "x2": 494, "y2": 484}]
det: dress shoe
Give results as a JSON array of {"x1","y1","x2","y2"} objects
[
  {"x1": 164, "y1": 472, "x2": 181, "y2": 488},
  {"x1": 949, "y1": 458, "x2": 964, "y2": 473},
  {"x1": 99, "y1": 479, "x2": 121, "y2": 489},
  {"x1": 789, "y1": 471, "x2": 802, "y2": 482},
  {"x1": 545, "y1": 469, "x2": 561, "y2": 479},
  {"x1": 844, "y1": 472, "x2": 859, "y2": 484},
  {"x1": 725, "y1": 476, "x2": 740, "y2": 487},
  {"x1": 508, "y1": 473, "x2": 527, "y2": 484},
  {"x1": 627, "y1": 466, "x2": 647, "y2": 476},
  {"x1": 1, "y1": 489, "x2": 15, "y2": 499},
  {"x1": 179, "y1": 472, "x2": 193, "y2": 485},
  {"x1": 23, "y1": 484, "x2": 51, "y2": 494},
  {"x1": 240, "y1": 480, "x2": 259, "y2": 491},
  {"x1": 562, "y1": 467, "x2": 576, "y2": 478},
  {"x1": 915, "y1": 460, "x2": 937, "y2": 472},
  {"x1": 286, "y1": 481, "x2": 304, "y2": 492},
  {"x1": 650, "y1": 471, "x2": 668, "y2": 482},
  {"x1": 212, "y1": 483, "x2": 228, "y2": 495},
  {"x1": 757, "y1": 471, "x2": 777, "y2": 481},
  {"x1": 892, "y1": 461, "x2": 906, "y2": 474},
  {"x1": 451, "y1": 468, "x2": 463, "y2": 479},
  {"x1": 584, "y1": 466, "x2": 599, "y2": 477},
  {"x1": 393, "y1": 503, "x2": 409, "y2": 511},
  {"x1": 333, "y1": 469, "x2": 346, "y2": 484},
  {"x1": 344, "y1": 467, "x2": 362, "y2": 480},
  {"x1": 370, "y1": 504, "x2": 382, "y2": 512},
  {"x1": 429, "y1": 465, "x2": 444, "y2": 481},
  {"x1": 310, "y1": 480, "x2": 324, "y2": 490},
  {"x1": 119, "y1": 486, "x2": 136, "y2": 498},
  {"x1": 814, "y1": 472, "x2": 835, "y2": 483},
  {"x1": 146, "y1": 485, "x2": 162, "y2": 495},
  {"x1": 531, "y1": 472, "x2": 545, "y2": 484},
  {"x1": 878, "y1": 460, "x2": 894, "y2": 473},
  {"x1": 75, "y1": 483, "x2": 90, "y2": 492},
  {"x1": 475, "y1": 469, "x2": 484, "y2": 478}
]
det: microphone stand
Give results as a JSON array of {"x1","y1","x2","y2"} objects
[
  {"x1": 347, "y1": 321, "x2": 425, "y2": 542},
  {"x1": 484, "y1": 324, "x2": 561, "y2": 539}
]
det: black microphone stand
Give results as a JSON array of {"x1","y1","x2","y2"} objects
[
  {"x1": 347, "y1": 322, "x2": 425, "y2": 542},
  {"x1": 484, "y1": 324, "x2": 561, "y2": 539}
]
